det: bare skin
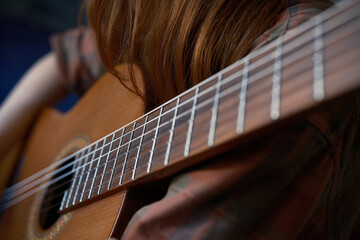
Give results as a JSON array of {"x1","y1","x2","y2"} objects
[{"x1": 0, "y1": 52, "x2": 66, "y2": 160}]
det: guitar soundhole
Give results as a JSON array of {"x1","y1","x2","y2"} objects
[{"x1": 39, "y1": 156, "x2": 74, "y2": 230}]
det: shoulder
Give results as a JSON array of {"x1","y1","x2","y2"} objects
[{"x1": 253, "y1": 0, "x2": 334, "y2": 49}]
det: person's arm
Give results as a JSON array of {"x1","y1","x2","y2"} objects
[{"x1": 0, "y1": 52, "x2": 66, "y2": 159}]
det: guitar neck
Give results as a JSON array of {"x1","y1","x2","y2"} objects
[
  {"x1": 3, "y1": 0, "x2": 358, "y2": 213},
  {"x1": 55, "y1": 0, "x2": 360, "y2": 213}
]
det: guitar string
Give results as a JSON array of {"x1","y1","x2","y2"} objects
[
  {"x1": 2, "y1": 15, "x2": 358, "y2": 211},
  {"x1": 19, "y1": 15, "x2": 360, "y2": 214},
  {"x1": 80, "y1": 32, "x2": 360, "y2": 196},
  {"x1": 5, "y1": 65, "x2": 332, "y2": 216},
  {"x1": 2, "y1": 20, "x2": 358, "y2": 213},
  {"x1": 6, "y1": 42, "x2": 360, "y2": 216},
  {"x1": 4, "y1": 1, "x2": 353, "y2": 199},
  {"x1": 4, "y1": 34, "x2": 359, "y2": 213},
  {"x1": 0, "y1": 37, "x2": 283, "y2": 197},
  {"x1": 5, "y1": 1, "x2": 357, "y2": 200},
  {"x1": 0, "y1": 38, "x2": 315, "y2": 205},
  {"x1": 6, "y1": 0, "x2": 351, "y2": 197},
  {"x1": 2, "y1": 2, "x2": 359, "y2": 210},
  {"x1": 46, "y1": 35, "x2": 360, "y2": 210},
  {"x1": 12, "y1": 48, "x2": 360, "y2": 217}
]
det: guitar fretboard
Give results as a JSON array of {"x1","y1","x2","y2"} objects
[
  {"x1": 57, "y1": 0, "x2": 360, "y2": 212},
  {"x1": 1, "y1": 0, "x2": 359, "y2": 213}
]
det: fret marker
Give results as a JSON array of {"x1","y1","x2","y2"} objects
[
  {"x1": 184, "y1": 87, "x2": 199, "y2": 157},
  {"x1": 208, "y1": 75, "x2": 222, "y2": 147},
  {"x1": 313, "y1": 16, "x2": 325, "y2": 101},
  {"x1": 237, "y1": 57, "x2": 250, "y2": 134},
  {"x1": 271, "y1": 36, "x2": 283, "y2": 120},
  {"x1": 165, "y1": 98, "x2": 180, "y2": 166}
]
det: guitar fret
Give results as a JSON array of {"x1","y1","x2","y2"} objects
[
  {"x1": 184, "y1": 87, "x2": 199, "y2": 157},
  {"x1": 65, "y1": 151, "x2": 83, "y2": 208},
  {"x1": 119, "y1": 122, "x2": 137, "y2": 185},
  {"x1": 148, "y1": 107, "x2": 163, "y2": 173},
  {"x1": 97, "y1": 132, "x2": 116, "y2": 195},
  {"x1": 132, "y1": 116, "x2": 149, "y2": 180},
  {"x1": 80, "y1": 142, "x2": 98, "y2": 202},
  {"x1": 60, "y1": 189, "x2": 68, "y2": 211},
  {"x1": 270, "y1": 36, "x2": 283, "y2": 120},
  {"x1": 108, "y1": 128, "x2": 125, "y2": 190},
  {"x1": 236, "y1": 57, "x2": 250, "y2": 134},
  {"x1": 313, "y1": 16, "x2": 325, "y2": 101},
  {"x1": 88, "y1": 138, "x2": 106, "y2": 199},
  {"x1": 208, "y1": 74, "x2": 222, "y2": 146},
  {"x1": 72, "y1": 147, "x2": 91, "y2": 205},
  {"x1": 165, "y1": 98, "x2": 180, "y2": 165}
]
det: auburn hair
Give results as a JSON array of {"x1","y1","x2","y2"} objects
[{"x1": 87, "y1": 0, "x2": 288, "y2": 110}]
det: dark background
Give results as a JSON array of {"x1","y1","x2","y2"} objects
[{"x1": 0, "y1": 0, "x2": 83, "y2": 111}]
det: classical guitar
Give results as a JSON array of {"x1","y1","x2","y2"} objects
[{"x1": 1, "y1": 1, "x2": 360, "y2": 239}]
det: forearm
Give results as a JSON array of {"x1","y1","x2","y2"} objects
[{"x1": 0, "y1": 52, "x2": 66, "y2": 159}]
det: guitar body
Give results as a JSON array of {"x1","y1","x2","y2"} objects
[
  {"x1": 1, "y1": 2, "x2": 360, "y2": 238},
  {"x1": 0, "y1": 66, "x2": 144, "y2": 239}
]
